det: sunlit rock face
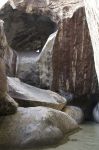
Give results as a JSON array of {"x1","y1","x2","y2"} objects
[
  {"x1": 84, "y1": 0, "x2": 99, "y2": 83},
  {"x1": 0, "y1": 0, "x2": 99, "y2": 96}
]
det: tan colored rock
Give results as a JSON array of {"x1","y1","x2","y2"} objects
[
  {"x1": 0, "y1": 58, "x2": 7, "y2": 98},
  {"x1": 7, "y1": 77, "x2": 67, "y2": 110},
  {"x1": 0, "y1": 20, "x2": 18, "y2": 115},
  {"x1": 0, "y1": 106, "x2": 78, "y2": 148},
  {"x1": 63, "y1": 106, "x2": 84, "y2": 124}
]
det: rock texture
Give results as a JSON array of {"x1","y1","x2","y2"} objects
[
  {"x1": 84, "y1": 0, "x2": 99, "y2": 84},
  {"x1": 0, "y1": 19, "x2": 17, "y2": 76},
  {"x1": 0, "y1": 0, "x2": 98, "y2": 96},
  {"x1": 16, "y1": 31, "x2": 58, "y2": 88},
  {"x1": 63, "y1": 106, "x2": 84, "y2": 124},
  {"x1": 0, "y1": 107, "x2": 78, "y2": 148},
  {"x1": 0, "y1": 6, "x2": 57, "y2": 52},
  {"x1": 7, "y1": 77, "x2": 67, "y2": 110},
  {"x1": 0, "y1": 19, "x2": 18, "y2": 115},
  {"x1": 51, "y1": 0, "x2": 98, "y2": 95},
  {"x1": 0, "y1": 93, "x2": 18, "y2": 115}
]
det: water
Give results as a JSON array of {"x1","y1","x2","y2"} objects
[
  {"x1": 47, "y1": 122, "x2": 99, "y2": 150},
  {"x1": 27, "y1": 122, "x2": 99, "y2": 150}
]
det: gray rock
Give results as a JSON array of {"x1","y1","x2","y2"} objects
[
  {"x1": 7, "y1": 77, "x2": 67, "y2": 110},
  {"x1": 0, "y1": 0, "x2": 98, "y2": 96},
  {"x1": 63, "y1": 106, "x2": 84, "y2": 124},
  {"x1": 0, "y1": 94, "x2": 18, "y2": 116},
  {"x1": 0, "y1": 106, "x2": 78, "y2": 148},
  {"x1": 0, "y1": 20, "x2": 18, "y2": 116},
  {"x1": 93, "y1": 103, "x2": 99, "y2": 123},
  {"x1": 16, "y1": 31, "x2": 58, "y2": 89}
]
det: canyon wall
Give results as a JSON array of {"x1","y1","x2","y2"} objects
[
  {"x1": 84, "y1": 0, "x2": 99, "y2": 84},
  {"x1": 0, "y1": 0, "x2": 98, "y2": 96}
]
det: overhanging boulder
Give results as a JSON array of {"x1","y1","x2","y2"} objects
[{"x1": 7, "y1": 77, "x2": 67, "y2": 110}]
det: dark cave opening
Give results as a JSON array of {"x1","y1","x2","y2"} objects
[{"x1": 0, "y1": 5, "x2": 57, "y2": 53}]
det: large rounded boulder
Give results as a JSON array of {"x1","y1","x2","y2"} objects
[{"x1": 0, "y1": 106, "x2": 78, "y2": 148}]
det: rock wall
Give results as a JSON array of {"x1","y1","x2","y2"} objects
[
  {"x1": 0, "y1": 0, "x2": 98, "y2": 96},
  {"x1": 84, "y1": 0, "x2": 99, "y2": 84},
  {"x1": 0, "y1": 19, "x2": 18, "y2": 115},
  {"x1": 52, "y1": 7, "x2": 98, "y2": 95},
  {"x1": 0, "y1": 19, "x2": 17, "y2": 76}
]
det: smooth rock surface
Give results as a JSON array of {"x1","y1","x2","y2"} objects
[
  {"x1": 7, "y1": 77, "x2": 67, "y2": 110},
  {"x1": 16, "y1": 31, "x2": 58, "y2": 88},
  {"x1": 93, "y1": 103, "x2": 99, "y2": 123},
  {"x1": 0, "y1": 106, "x2": 78, "y2": 148},
  {"x1": 84, "y1": 0, "x2": 99, "y2": 83},
  {"x1": 63, "y1": 106, "x2": 84, "y2": 124}
]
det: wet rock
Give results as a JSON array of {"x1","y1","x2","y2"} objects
[
  {"x1": 7, "y1": 77, "x2": 67, "y2": 110},
  {"x1": 0, "y1": 106, "x2": 78, "y2": 148},
  {"x1": 63, "y1": 106, "x2": 84, "y2": 124}
]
